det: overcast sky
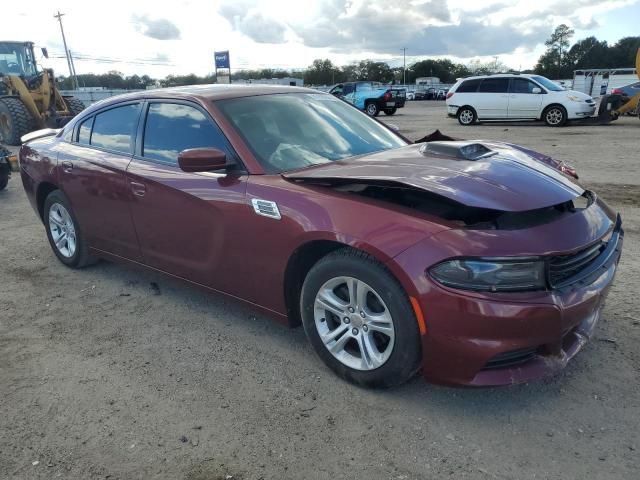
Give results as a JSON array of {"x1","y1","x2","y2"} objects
[{"x1": 4, "y1": 0, "x2": 640, "y2": 79}]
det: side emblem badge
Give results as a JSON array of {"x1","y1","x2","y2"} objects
[{"x1": 251, "y1": 199, "x2": 281, "y2": 220}]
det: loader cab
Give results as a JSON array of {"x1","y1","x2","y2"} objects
[{"x1": 0, "y1": 41, "x2": 38, "y2": 77}]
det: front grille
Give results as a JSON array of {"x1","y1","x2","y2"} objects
[
  {"x1": 549, "y1": 242, "x2": 605, "y2": 287},
  {"x1": 483, "y1": 347, "x2": 538, "y2": 370}
]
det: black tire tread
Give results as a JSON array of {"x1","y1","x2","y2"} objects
[{"x1": 0, "y1": 97, "x2": 34, "y2": 145}]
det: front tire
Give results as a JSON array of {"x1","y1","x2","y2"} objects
[
  {"x1": 365, "y1": 102, "x2": 380, "y2": 117},
  {"x1": 457, "y1": 106, "x2": 477, "y2": 125},
  {"x1": 44, "y1": 190, "x2": 96, "y2": 268},
  {"x1": 300, "y1": 248, "x2": 421, "y2": 388},
  {"x1": 384, "y1": 108, "x2": 397, "y2": 116},
  {"x1": 0, "y1": 97, "x2": 34, "y2": 145},
  {"x1": 543, "y1": 105, "x2": 567, "y2": 127}
]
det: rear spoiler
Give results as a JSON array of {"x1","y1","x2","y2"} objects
[{"x1": 21, "y1": 128, "x2": 60, "y2": 145}]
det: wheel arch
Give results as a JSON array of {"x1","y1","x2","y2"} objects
[
  {"x1": 457, "y1": 104, "x2": 477, "y2": 116},
  {"x1": 283, "y1": 236, "x2": 403, "y2": 328},
  {"x1": 541, "y1": 102, "x2": 567, "y2": 119},
  {"x1": 36, "y1": 181, "x2": 58, "y2": 222}
]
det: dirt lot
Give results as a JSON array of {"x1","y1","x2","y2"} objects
[{"x1": 1, "y1": 102, "x2": 638, "y2": 480}]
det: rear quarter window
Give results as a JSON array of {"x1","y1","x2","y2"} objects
[{"x1": 90, "y1": 104, "x2": 140, "y2": 154}]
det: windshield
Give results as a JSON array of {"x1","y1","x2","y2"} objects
[
  {"x1": 216, "y1": 93, "x2": 408, "y2": 173},
  {"x1": 0, "y1": 42, "x2": 37, "y2": 76},
  {"x1": 531, "y1": 76, "x2": 564, "y2": 92}
]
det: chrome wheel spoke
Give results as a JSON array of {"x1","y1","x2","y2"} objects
[
  {"x1": 321, "y1": 323, "x2": 349, "y2": 345},
  {"x1": 357, "y1": 333, "x2": 383, "y2": 369},
  {"x1": 54, "y1": 233, "x2": 67, "y2": 249},
  {"x1": 315, "y1": 290, "x2": 346, "y2": 318},
  {"x1": 327, "y1": 327, "x2": 351, "y2": 354}
]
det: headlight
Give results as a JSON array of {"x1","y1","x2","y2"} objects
[
  {"x1": 429, "y1": 259, "x2": 546, "y2": 292},
  {"x1": 567, "y1": 94, "x2": 583, "y2": 102}
]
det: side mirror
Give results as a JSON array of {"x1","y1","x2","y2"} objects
[
  {"x1": 531, "y1": 87, "x2": 542, "y2": 94},
  {"x1": 178, "y1": 148, "x2": 231, "y2": 173},
  {"x1": 41, "y1": 47, "x2": 49, "y2": 59}
]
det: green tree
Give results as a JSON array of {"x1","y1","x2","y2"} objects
[
  {"x1": 535, "y1": 24, "x2": 575, "y2": 78},
  {"x1": 409, "y1": 59, "x2": 471, "y2": 83},
  {"x1": 303, "y1": 59, "x2": 340, "y2": 85},
  {"x1": 565, "y1": 36, "x2": 609, "y2": 69},
  {"x1": 608, "y1": 36, "x2": 640, "y2": 67}
]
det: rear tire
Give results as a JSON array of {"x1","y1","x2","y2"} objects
[
  {"x1": 63, "y1": 96, "x2": 85, "y2": 116},
  {"x1": 457, "y1": 106, "x2": 476, "y2": 125},
  {"x1": 300, "y1": 248, "x2": 422, "y2": 388},
  {"x1": 384, "y1": 108, "x2": 397, "y2": 116},
  {"x1": 44, "y1": 190, "x2": 97, "y2": 268},
  {"x1": 365, "y1": 102, "x2": 380, "y2": 117},
  {"x1": 543, "y1": 105, "x2": 567, "y2": 127},
  {"x1": 0, "y1": 97, "x2": 34, "y2": 145}
]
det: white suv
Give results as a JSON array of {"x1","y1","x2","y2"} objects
[{"x1": 446, "y1": 74, "x2": 596, "y2": 126}]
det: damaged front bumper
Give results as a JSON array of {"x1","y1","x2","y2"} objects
[{"x1": 390, "y1": 204, "x2": 623, "y2": 387}]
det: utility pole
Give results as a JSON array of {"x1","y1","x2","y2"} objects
[
  {"x1": 68, "y1": 50, "x2": 79, "y2": 86},
  {"x1": 401, "y1": 48, "x2": 407, "y2": 85},
  {"x1": 493, "y1": 55, "x2": 499, "y2": 72},
  {"x1": 54, "y1": 11, "x2": 78, "y2": 89}
]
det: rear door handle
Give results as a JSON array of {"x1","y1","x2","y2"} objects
[
  {"x1": 61, "y1": 160, "x2": 73, "y2": 172},
  {"x1": 130, "y1": 181, "x2": 146, "y2": 197}
]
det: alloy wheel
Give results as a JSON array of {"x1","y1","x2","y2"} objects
[
  {"x1": 48, "y1": 202, "x2": 77, "y2": 258},
  {"x1": 459, "y1": 109, "x2": 474, "y2": 124},
  {"x1": 313, "y1": 276, "x2": 395, "y2": 371},
  {"x1": 546, "y1": 107, "x2": 564, "y2": 125}
]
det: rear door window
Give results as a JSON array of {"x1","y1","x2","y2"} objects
[
  {"x1": 456, "y1": 79, "x2": 482, "y2": 93},
  {"x1": 142, "y1": 102, "x2": 232, "y2": 165},
  {"x1": 478, "y1": 78, "x2": 509, "y2": 93},
  {"x1": 90, "y1": 104, "x2": 140, "y2": 154}
]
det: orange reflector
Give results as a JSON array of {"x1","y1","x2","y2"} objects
[{"x1": 410, "y1": 296, "x2": 427, "y2": 336}]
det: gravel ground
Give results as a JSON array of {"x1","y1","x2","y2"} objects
[{"x1": 1, "y1": 102, "x2": 638, "y2": 480}]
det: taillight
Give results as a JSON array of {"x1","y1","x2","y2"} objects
[
  {"x1": 446, "y1": 92, "x2": 454, "y2": 99},
  {"x1": 611, "y1": 88, "x2": 623, "y2": 95},
  {"x1": 383, "y1": 91, "x2": 391, "y2": 101}
]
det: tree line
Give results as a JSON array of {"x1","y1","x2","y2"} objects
[{"x1": 57, "y1": 31, "x2": 639, "y2": 90}]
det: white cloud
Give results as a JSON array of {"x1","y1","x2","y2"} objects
[{"x1": 2, "y1": 0, "x2": 638, "y2": 78}]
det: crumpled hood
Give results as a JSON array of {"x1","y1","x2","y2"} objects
[{"x1": 283, "y1": 142, "x2": 584, "y2": 212}]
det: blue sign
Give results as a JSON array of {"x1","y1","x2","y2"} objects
[{"x1": 215, "y1": 51, "x2": 230, "y2": 69}]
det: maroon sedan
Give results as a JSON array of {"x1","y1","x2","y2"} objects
[{"x1": 19, "y1": 85, "x2": 623, "y2": 387}]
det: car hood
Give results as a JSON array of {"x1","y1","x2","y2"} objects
[
  {"x1": 283, "y1": 142, "x2": 584, "y2": 212},
  {"x1": 565, "y1": 89, "x2": 593, "y2": 100}
]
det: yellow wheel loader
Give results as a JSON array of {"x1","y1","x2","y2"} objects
[
  {"x1": 0, "y1": 41, "x2": 85, "y2": 145},
  {"x1": 590, "y1": 47, "x2": 640, "y2": 124},
  {"x1": 610, "y1": 47, "x2": 640, "y2": 120}
]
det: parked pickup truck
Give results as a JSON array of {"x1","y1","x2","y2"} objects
[{"x1": 329, "y1": 81, "x2": 406, "y2": 116}]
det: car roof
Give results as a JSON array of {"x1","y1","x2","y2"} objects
[
  {"x1": 459, "y1": 73, "x2": 539, "y2": 81},
  {"x1": 95, "y1": 84, "x2": 319, "y2": 104}
]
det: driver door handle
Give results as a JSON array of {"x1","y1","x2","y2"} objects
[{"x1": 130, "y1": 181, "x2": 146, "y2": 197}]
